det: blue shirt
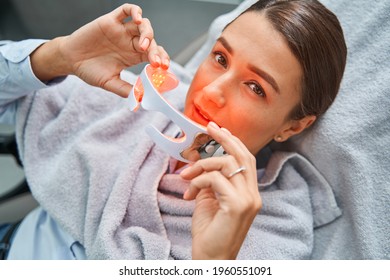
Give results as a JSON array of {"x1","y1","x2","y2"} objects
[{"x1": 0, "y1": 40, "x2": 86, "y2": 259}]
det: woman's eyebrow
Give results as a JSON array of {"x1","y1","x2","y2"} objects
[
  {"x1": 248, "y1": 65, "x2": 280, "y2": 94},
  {"x1": 217, "y1": 36, "x2": 280, "y2": 94},
  {"x1": 217, "y1": 37, "x2": 233, "y2": 54}
]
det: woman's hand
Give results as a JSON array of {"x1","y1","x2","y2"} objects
[
  {"x1": 31, "y1": 4, "x2": 169, "y2": 97},
  {"x1": 180, "y1": 122, "x2": 262, "y2": 259}
]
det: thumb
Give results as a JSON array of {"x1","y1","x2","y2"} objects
[{"x1": 102, "y1": 78, "x2": 133, "y2": 98}]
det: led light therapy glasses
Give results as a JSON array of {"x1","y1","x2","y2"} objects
[{"x1": 128, "y1": 64, "x2": 224, "y2": 163}]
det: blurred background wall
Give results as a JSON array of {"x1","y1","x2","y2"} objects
[{"x1": 0, "y1": 0, "x2": 241, "y2": 58}]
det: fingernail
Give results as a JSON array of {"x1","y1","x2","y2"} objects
[
  {"x1": 208, "y1": 121, "x2": 220, "y2": 130},
  {"x1": 180, "y1": 166, "x2": 190, "y2": 177},
  {"x1": 141, "y1": 38, "x2": 150, "y2": 50},
  {"x1": 183, "y1": 189, "x2": 189, "y2": 200},
  {"x1": 136, "y1": 13, "x2": 142, "y2": 23},
  {"x1": 163, "y1": 58, "x2": 170, "y2": 68},
  {"x1": 180, "y1": 169, "x2": 187, "y2": 177},
  {"x1": 154, "y1": 55, "x2": 161, "y2": 65}
]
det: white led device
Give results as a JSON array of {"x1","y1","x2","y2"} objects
[{"x1": 128, "y1": 64, "x2": 224, "y2": 163}]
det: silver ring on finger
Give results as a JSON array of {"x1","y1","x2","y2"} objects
[{"x1": 227, "y1": 166, "x2": 246, "y2": 179}]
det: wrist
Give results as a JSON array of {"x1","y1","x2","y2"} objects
[
  {"x1": 192, "y1": 245, "x2": 238, "y2": 260},
  {"x1": 30, "y1": 36, "x2": 72, "y2": 81}
]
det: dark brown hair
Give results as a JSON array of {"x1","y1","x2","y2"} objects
[{"x1": 242, "y1": 0, "x2": 347, "y2": 119}]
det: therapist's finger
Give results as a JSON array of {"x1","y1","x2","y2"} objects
[
  {"x1": 123, "y1": 18, "x2": 154, "y2": 51},
  {"x1": 137, "y1": 18, "x2": 155, "y2": 51},
  {"x1": 156, "y1": 45, "x2": 170, "y2": 69},
  {"x1": 102, "y1": 77, "x2": 133, "y2": 98},
  {"x1": 146, "y1": 39, "x2": 170, "y2": 68},
  {"x1": 113, "y1": 4, "x2": 143, "y2": 24}
]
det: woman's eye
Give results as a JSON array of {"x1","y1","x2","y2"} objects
[
  {"x1": 214, "y1": 52, "x2": 227, "y2": 68},
  {"x1": 246, "y1": 82, "x2": 266, "y2": 97}
]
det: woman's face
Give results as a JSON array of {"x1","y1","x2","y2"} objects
[{"x1": 184, "y1": 12, "x2": 304, "y2": 155}]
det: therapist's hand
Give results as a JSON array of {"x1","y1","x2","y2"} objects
[
  {"x1": 180, "y1": 122, "x2": 262, "y2": 259},
  {"x1": 31, "y1": 4, "x2": 170, "y2": 97}
]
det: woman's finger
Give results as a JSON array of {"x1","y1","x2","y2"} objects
[
  {"x1": 184, "y1": 171, "x2": 237, "y2": 200},
  {"x1": 207, "y1": 122, "x2": 249, "y2": 161},
  {"x1": 207, "y1": 122, "x2": 257, "y2": 179},
  {"x1": 181, "y1": 155, "x2": 239, "y2": 180}
]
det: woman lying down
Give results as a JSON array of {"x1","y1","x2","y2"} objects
[{"x1": 0, "y1": 0, "x2": 346, "y2": 259}]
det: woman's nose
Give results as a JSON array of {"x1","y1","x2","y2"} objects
[{"x1": 202, "y1": 75, "x2": 229, "y2": 108}]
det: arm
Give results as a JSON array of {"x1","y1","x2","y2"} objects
[
  {"x1": 30, "y1": 4, "x2": 169, "y2": 98},
  {"x1": 1, "y1": 4, "x2": 168, "y2": 124},
  {"x1": 0, "y1": 40, "x2": 50, "y2": 124}
]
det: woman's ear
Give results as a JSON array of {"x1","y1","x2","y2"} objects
[{"x1": 274, "y1": 115, "x2": 316, "y2": 142}]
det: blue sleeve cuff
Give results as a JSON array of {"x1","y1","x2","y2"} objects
[
  {"x1": 0, "y1": 39, "x2": 50, "y2": 93},
  {"x1": 1, "y1": 39, "x2": 47, "y2": 63},
  {"x1": 0, "y1": 39, "x2": 66, "y2": 125}
]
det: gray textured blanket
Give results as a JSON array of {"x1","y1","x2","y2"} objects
[
  {"x1": 15, "y1": 0, "x2": 389, "y2": 259},
  {"x1": 15, "y1": 66, "x2": 340, "y2": 259}
]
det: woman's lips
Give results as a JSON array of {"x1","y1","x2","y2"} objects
[{"x1": 193, "y1": 104, "x2": 211, "y2": 126}]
